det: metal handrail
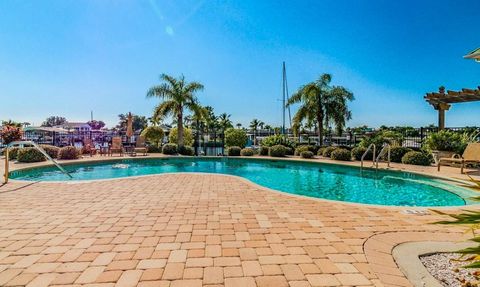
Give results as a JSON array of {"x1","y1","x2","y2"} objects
[
  {"x1": 3, "y1": 141, "x2": 72, "y2": 183},
  {"x1": 360, "y1": 143, "x2": 376, "y2": 169},
  {"x1": 375, "y1": 144, "x2": 391, "y2": 169}
]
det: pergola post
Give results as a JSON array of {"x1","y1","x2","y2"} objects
[{"x1": 435, "y1": 103, "x2": 450, "y2": 130}]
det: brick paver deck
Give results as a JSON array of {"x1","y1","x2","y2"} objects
[{"x1": 0, "y1": 157, "x2": 478, "y2": 286}]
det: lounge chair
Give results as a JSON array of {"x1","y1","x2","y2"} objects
[
  {"x1": 134, "y1": 136, "x2": 148, "y2": 156},
  {"x1": 438, "y1": 143, "x2": 480, "y2": 173},
  {"x1": 109, "y1": 137, "x2": 124, "y2": 156}
]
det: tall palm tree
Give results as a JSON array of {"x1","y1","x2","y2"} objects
[
  {"x1": 249, "y1": 119, "x2": 260, "y2": 145},
  {"x1": 147, "y1": 74, "x2": 204, "y2": 147},
  {"x1": 218, "y1": 113, "x2": 232, "y2": 154},
  {"x1": 287, "y1": 74, "x2": 353, "y2": 145}
]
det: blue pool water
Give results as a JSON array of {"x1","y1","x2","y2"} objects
[{"x1": 9, "y1": 157, "x2": 475, "y2": 207}]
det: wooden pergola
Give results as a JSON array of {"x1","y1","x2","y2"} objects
[{"x1": 425, "y1": 87, "x2": 480, "y2": 130}]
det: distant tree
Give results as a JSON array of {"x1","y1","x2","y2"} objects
[
  {"x1": 236, "y1": 123, "x2": 242, "y2": 129},
  {"x1": 287, "y1": 74, "x2": 354, "y2": 144},
  {"x1": 141, "y1": 126, "x2": 164, "y2": 147},
  {"x1": 249, "y1": 119, "x2": 261, "y2": 145},
  {"x1": 117, "y1": 114, "x2": 148, "y2": 132},
  {"x1": 147, "y1": 74, "x2": 203, "y2": 147},
  {"x1": 1, "y1": 120, "x2": 22, "y2": 128},
  {"x1": 41, "y1": 116, "x2": 67, "y2": 127},
  {"x1": 87, "y1": 120, "x2": 106, "y2": 130},
  {"x1": 0, "y1": 125, "x2": 22, "y2": 144}
]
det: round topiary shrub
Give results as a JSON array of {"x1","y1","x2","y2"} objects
[
  {"x1": 269, "y1": 145, "x2": 287, "y2": 157},
  {"x1": 295, "y1": 145, "x2": 317, "y2": 156},
  {"x1": 388, "y1": 146, "x2": 412, "y2": 163},
  {"x1": 17, "y1": 148, "x2": 46, "y2": 163},
  {"x1": 147, "y1": 145, "x2": 162, "y2": 153},
  {"x1": 300, "y1": 151, "x2": 314, "y2": 159},
  {"x1": 285, "y1": 147, "x2": 294, "y2": 156},
  {"x1": 162, "y1": 143, "x2": 178, "y2": 155},
  {"x1": 6, "y1": 147, "x2": 20, "y2": 160},
  {"x1": 401, "y1": 151, "x2": 431, "y2": 166},
  {"x1": 58, "y1": 146, "x2": 80, "y2": 160},
  {"x1": 322, "y1": 146, "x2": 338, "y2": 158},
  {"x1": 351, "y1": 146, "x2": 373, "y2": 161},
  {"x1": 227, "y1": 146, "x2": 241, "y2": 156},
  {"x1": 39, "y1": 144, "x2": 60, "y2": 159},
  {"x1": 330, "y1": 148, "x2": 351, "y2": 161},
  {"x1": 240, "y1": 148, "x2": 254, "y2": 156},
  {"x1": 178, "y1": 145, "x2": 195, "y2": 156},
  {"x1": 317, "y1": 147, "x2": 326, "y2": 156},
  {"x1": 259, "y1": 146, "x2": 269, "y2": 156}
]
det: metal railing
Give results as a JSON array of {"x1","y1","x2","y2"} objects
[
  {"x1": 360, "y1": 144, "x2": 376, "y2": 169},
  {"x1": 3, "y1": 140, "x2": 72, "y2": 183},
  {"x1": 375, "y1": 144, "x2": 391, "y2": 169}
]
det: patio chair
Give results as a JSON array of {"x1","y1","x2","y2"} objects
[
  {"x1": 438, "y1": 143, "x2": 480, "y2": 174},
  {"x1": 83, "y1": 139, "x2": 96, "y2": 157},
  {"x1": 109, "y1": 137, "x2": 124, "y2": 156},
  {"x1": 134, "y1": 136, "x2": 148, "y2": 156}
]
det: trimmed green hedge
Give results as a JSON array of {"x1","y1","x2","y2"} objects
[
  {"x1": 322, "y1": 146, "x2": 338, "y2": 157},
  {"x1": 300, "y1": 151, "x2": 314, "y2": 159},
  {"x1": 388, "y1": 146, "x2": 412, "y2": 163},
  {"x1": 58, "y1": 146, "x2": 80, "y2": 160},
  {"x1": 178, "y1": 145, "x2": 194, "y2": 156},
  {"x1": 240, "y1": 148, "x2": 255, "y2": 156},
  {"x1": 227, "y1": 146, "x2": 241, "y2": 156},
  {"x1": 17, "y1": 148, "x2": 46, "y2": 163},
  {"x1": 401, "y1": 151, "x2": 431, "y2": 166},
  {"x1": 162, "y1": 143, "x2": 178, "y2": 155},
  {"x1": 39, "y1": 145, "x2": 59, "y2": 159},
  {"x1": 259, "y1": 146, "x2": 269, "y2": 156},
  {"x1": 269, "y1": 145, "x2": 287, "y2": 157},
  {"x1": 330, "y1": 149, "x2": 351, "y2": 161},
  {"x1": 295, "y1": 145, "x2": 317, "y2": 156}
]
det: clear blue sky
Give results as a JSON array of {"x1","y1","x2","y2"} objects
[{"x1": 0, "y1": 0, "x2": 478, "y2": 128}]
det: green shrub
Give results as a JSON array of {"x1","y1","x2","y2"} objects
[
  {"x1": 141, "y1": 126, "x2": 164, "y2": 147},
  {"x1": 317, "y1": 147, "x2": 326, "y2": 156},
  {"x1": 295, "y1": 145, "x2": 315, "y2": 156},
  {"x1": 147, "y1": 145, "x2": 162, "y2": 153},
  {"x1": 17, "y1": 148, "x2": 46, "y2": 163},
  {"x1": 162, "y1": 143, "x2": 178, "y2": 155},
  {"x1": 351, "y1": 147, "x2": 372, "y2": 161},
  {"x1": 300, "y1": 151, "x2": 314, "y2": 159},
  {"x1": 58, "y1": 146, "x2": 80, "y2": 160},
  {"x1": 261, "y1": 135, "x2": 295, "y2": 149},
  {"x1": 227, "y1": 146, "x2": 241, "y2": 156},
  {"x1": 178, "y1": 145, "x2": 194, "y2": 156},
  {"x1": 6, "y1": 147, "x2": 20, "y2": 160},
  {"x1": 169, "y1": 128, "x2": 194, "y2": 146},
  {"x1": 240, "y1": 148, "x2": 254, "y2": 156},
  {"x1": 285, "y1": 147, "x2": 294, "y2": 156},
  {"x1": 259, "y1": 146, "x2": 269, "y2": 156},
  {"x1": 330, "y1": 149, "x2": 351, "y2": 161},
  {"x1": 269, "y1": 145, "x2": 287, "y2": 157},
  {"x1": 359, "y1": 130, "x2": 404, "y2": 148},
  {"x1": 39, "y1": 145, "x2": 59, "y2": 159},
  {"x1": 401, "y1": 151, "x2": 431, "y2": 166},
  {"x1": 224, "y1": 128, "x2": 248, "y2": 148},
  {"x1": 425, "y1": 130, "x2": 474, "y2": 154},
  {"x1": 387, "y1": 146, "x2": 412, "y2": 163},
  {"x1": 322, "y1": 146, "x2": 338, "y2": 157}
]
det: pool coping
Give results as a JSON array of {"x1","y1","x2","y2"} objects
[{"x1": 5, "y1": 155, "x2": 479, "y2": 210}]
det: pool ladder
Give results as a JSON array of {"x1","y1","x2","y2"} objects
[
  {"x1": 3, "y1": 140, "x2": 72, "y2": 183},
  {"x1": 360, "y1": 143, "x2": 391, "y2": 171}
]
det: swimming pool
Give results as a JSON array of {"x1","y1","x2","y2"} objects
[{"x1": 9, "y1": 157, "x2": 476, "y2": 207}]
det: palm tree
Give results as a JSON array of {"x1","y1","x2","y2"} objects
[
  {"x1": 191, "y1": 105, "x2": 208, "y2": 155},
  {"x1": 264, "y1": 124, "x2": 272, "y2": 136},
  {"x1": 218, "y1": 113, "x2": 232, "y2": 154},
  {"x1": 249, "y1": 119, "x2": 260, "y2": 145},
  {"x1": 236, "y1": 123, "x2": 242, "y2": 129},
  {"x1": 147, "y1": 74, "x2": 204, "y2": 147},
  {"x1": 287, "y1": 74, "x2": 353, "y2": 145}
]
